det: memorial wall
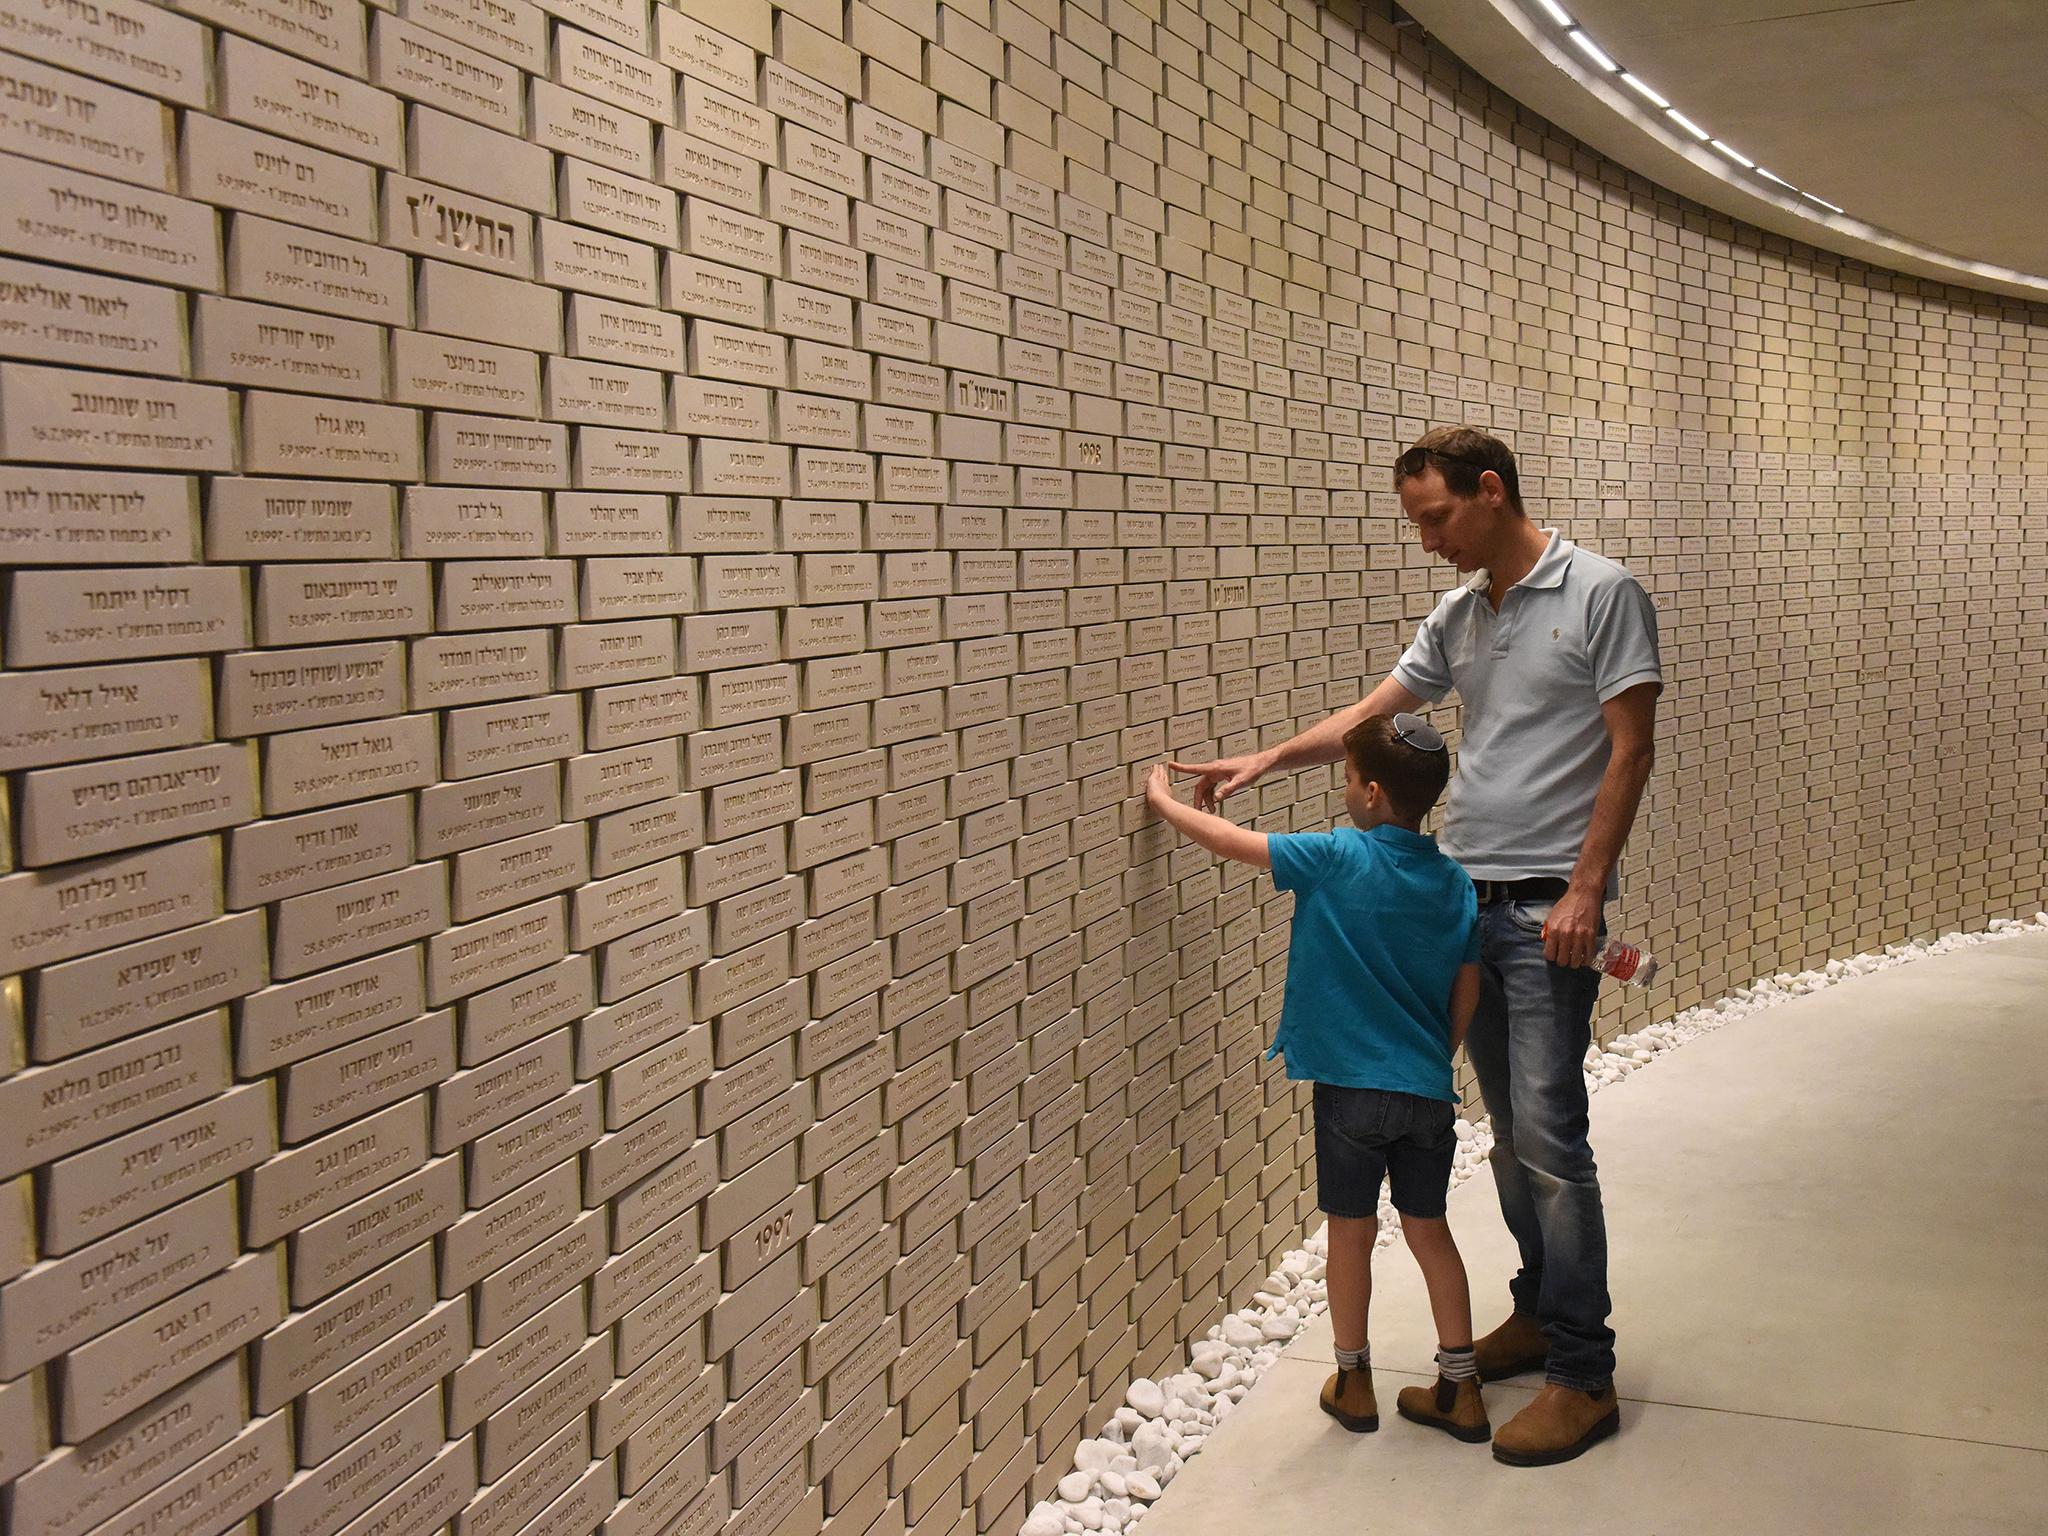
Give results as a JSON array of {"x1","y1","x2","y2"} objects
[{"x1": 0, "y1": 0, "x2": 2043, "y2": 1533}]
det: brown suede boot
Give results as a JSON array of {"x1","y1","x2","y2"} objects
[
  {"x1": 1473, "y1": 1311, "x2": 1549, "y2": 1382},
  {"x1": 1396, "y1": 1376, "x2": 1491, "y2": 1443},
  {"x1": 1492, "y1": 1382, "x2": 1620, "y2": 1466},
  {"x1": 1319, "y1": 1367, "x2": 1379, "y2": 1432}
]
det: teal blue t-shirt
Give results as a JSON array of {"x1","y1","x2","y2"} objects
[{"x1": 1266, "y1": 823, "x2": 1480, "y2": 1102}]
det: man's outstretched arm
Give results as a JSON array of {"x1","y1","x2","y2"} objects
[{"x1": 1168, "y1": 674, "x2": 1427, "y2": 810}]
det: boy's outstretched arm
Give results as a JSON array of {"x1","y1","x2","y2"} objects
[
  {"x1": 1448, "y1": 962, "x2": 1480, "y2": 1055},
  {"x1": 1144, "y1": 764, "x2": 1272, "y2": 870}
]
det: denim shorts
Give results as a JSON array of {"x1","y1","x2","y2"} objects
[{"x1": 1313, "y1": 1083, "x2": 1458, "y2": 1219}]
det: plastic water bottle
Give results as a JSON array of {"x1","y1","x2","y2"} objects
[{"x1": 1591, "y1": 936, "x2": 1657, "y2": 987}]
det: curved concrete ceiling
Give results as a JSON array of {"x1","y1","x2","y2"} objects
[{"x1": 1397, "y1": 0, "x2": 2048, "y2": 302}]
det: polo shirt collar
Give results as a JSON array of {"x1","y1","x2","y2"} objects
[
  {"x1": 1364, "y1": 823, "x2": 1435, "y2": 853},
  {"x1": 1521, "y1": 529, "x2": 1574, "y2": 589},
  {"x1": 1461, "y1": 529, "x2": 1574, "y2": 596}
]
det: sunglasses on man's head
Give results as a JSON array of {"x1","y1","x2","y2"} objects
[
  {"x1": 1400, "y1": 449, "x2": 1505, "y2": 480},
  {"x1": 1391, "y1": 712, "x2": 1445, "y2": 752}
]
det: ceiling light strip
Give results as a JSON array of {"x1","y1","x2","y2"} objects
[
  {"x1": 1523, "y1": 2, "x2": 1858, "y2": 218},
  {"x1": 1665, "y1": 109, "x2": 1709, "y2": 142},
  {"x1": 1565, "y1": 29, "x2": 1618, "y2": 71},
  {"x1": 1619, "y1": 73, "x2": 1669, "y2": 109}
]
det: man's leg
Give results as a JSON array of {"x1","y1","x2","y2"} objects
[
  {"x1": 1489, "y1": 902, "x2": 1615, "y2": 1390},
  {"x1": 1464, "y1": 904, "x2": 1547, "y2": 1319}
]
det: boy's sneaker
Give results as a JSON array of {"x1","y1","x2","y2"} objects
[
  {"x1": 1319, "y1": 1367, "x2": 1378, "y2": 1432},
  {"x1": 1473, "y1": 1311, "x2": 1549, "y2": 1382},
  {"x1": 1395, "y1": 1376, "x2": 1491, "y2": 1443},
  {"x1": 1492, "y1": 1382, "x2": 1621, "y2": 1466}
]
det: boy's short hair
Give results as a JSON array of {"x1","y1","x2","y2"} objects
[{"x1": 1343, "y1": 715, "x2": 1451, "y2": 824}]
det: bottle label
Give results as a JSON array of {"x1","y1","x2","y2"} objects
[{"x1": 1601, "y1": 943, "x2": 1642, "y2": 983}]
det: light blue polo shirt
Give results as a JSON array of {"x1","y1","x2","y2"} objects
[
  {"x1": 1392, "y1": 532, "x2": 1661, "y2": 882},
  {"x1": 1266, "y1": 824, "x2": 1479, "y2": 1102}
]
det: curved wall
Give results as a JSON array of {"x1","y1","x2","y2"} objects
[{"x1": 0, "y1": 1, "x2": 2042, "y2": 1536}]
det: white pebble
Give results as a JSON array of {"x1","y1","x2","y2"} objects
[
  {"x1": 1165, "y1": 1373, "x2": 1205, "y2": 1404},
  {"x1": 1073, "y1": 1439, "x2": 1117, "y2": 1472},
  {"x1": 1130, "y1": 1425, "x2": 1174, "y2": 1473}
]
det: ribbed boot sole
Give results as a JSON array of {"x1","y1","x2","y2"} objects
[
  {"x1": 1319, "y1": 1398, "x2": 1379, "y2": 1433},
  {"x1": 1492, "y1": 1406, "x2": 1620, "y2": 1466},
  {"x1": 1396, "y1": 1401, "x2": 1492, "y2": 1443}
]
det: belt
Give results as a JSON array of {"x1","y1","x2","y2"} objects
[{"x1": 1473, "y1": 876, "x2": 1570, "y2": 905}]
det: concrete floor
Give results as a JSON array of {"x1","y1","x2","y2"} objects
[{"x1": 1141, "y1": 933, "x2": 2048, "y2": 1535}]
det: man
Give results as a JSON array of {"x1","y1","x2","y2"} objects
[{"x1": 1173, "y1": 426, "x2": 1660, "y2": 1466}]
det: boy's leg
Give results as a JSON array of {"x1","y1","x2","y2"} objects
[
  {"x1": 1388, "y1": 1104, "x2": 1489, "y2": 1443},
  {"x1": 1312, "y1": 1084, "x2": 1389, "y2": 1433},
  {"x1": 1382, "y1": 1099, "x2": 1470, "y2": 1345},
  {"x1": 1313, "y1": 1082, "x2": 1390, "y2": 1356},
  {"x1": 1397, "y1": 1212, "x2": 1471, "y2": 1351},
  {"x1": 1324, "y1": 1215, "x2": 1376, "y2": 1356}
]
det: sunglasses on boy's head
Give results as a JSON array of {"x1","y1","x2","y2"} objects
[{"x1": 1391, "y1": 712, "x2": 1445, "y2": 752}]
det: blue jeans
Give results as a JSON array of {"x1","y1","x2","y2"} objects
[{"x1": 1464, "y1": 898, "x2": 1616, "y2": 1390}]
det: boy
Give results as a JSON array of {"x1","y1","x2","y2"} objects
[{"x1": 1146, "y1": 712, "x2": 1488, "y2": 1443}]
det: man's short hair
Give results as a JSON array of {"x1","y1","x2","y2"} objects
[
  {"x1": 1393, "y1": 426, "x2": 1524, "y2": 513},
  {"x1": 1342, "y1": 715, "x2": 1451, "y2": 824}
]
